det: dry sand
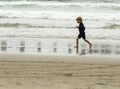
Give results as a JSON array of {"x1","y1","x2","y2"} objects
[{"x1": 0, "y1": 54, "x2": 120, "y2": 89}]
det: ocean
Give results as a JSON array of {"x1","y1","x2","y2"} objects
[{"x1": 0, "y1": 0, "x2": 120, "y2": 55}]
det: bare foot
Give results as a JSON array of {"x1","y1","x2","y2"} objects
[
  {"x1": 89, "y1": 44, "x2": 92, "y2": 52},
  {"x1": 74, "y1": 46, "x2": 78, "y2": 48}
]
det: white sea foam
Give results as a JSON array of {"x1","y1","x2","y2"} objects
[
  {"x1": 0, "y1": 0, "x2": 119, "y2": 21},
  {"x1": 0, "y1": 0, "x2": 119, "y2": 40},
  {"x1": 0, "y1": 1, "x2": 120, "y2": 8},
  {"x1": 0, "y1": 10, "x2": 120, "y2": 21}
]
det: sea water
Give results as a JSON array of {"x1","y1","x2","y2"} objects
[{"x1": 0, "y1": 0, "x2": 120, "y2": 55}]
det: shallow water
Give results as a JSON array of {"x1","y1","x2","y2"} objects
[{"x1": 0, "y1": 38, "x2": 120, "y2": 56}]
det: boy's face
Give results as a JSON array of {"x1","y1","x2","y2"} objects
[{"x1": 76, "y1": 19, "x2": 81, "y2": 24}]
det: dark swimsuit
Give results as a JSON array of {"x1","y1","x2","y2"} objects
[{"x1": 78, "y1": 23, "x2": 86, "y2": 39}]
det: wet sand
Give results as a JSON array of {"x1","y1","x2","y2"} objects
[
  {"x1": 0, "y1": 38, "x2": 120, "y2": 55},
  {"x1": 0, "y1": 54, "x2": 120, "y2": 89}
]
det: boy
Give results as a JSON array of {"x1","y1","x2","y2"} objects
[{"x1": 75, "y1": 17, "x2": 92, "y2": 53}]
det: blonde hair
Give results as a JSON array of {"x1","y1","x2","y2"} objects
[{"x1": 76, "y1": 17, "x2": 82, "y2": 22}]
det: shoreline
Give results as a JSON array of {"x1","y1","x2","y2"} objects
[{"x1": 0, "y1": 53, "x2": 120, "y2": 65}]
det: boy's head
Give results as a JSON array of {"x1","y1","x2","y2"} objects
[{"x1": 76, "y1": 17, "x2": 82, "y2": 23}]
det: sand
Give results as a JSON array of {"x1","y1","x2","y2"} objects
[{"x1": 0, "y1": 54, "x2": 120, "y2": 89}]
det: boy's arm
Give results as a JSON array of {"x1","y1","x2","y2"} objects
[{"x1": 76, "y1": 26, "x2": 79, "y2": 29}]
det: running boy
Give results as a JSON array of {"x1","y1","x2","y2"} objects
[{"x1": 75, "y1": 17, "x2": 92, "y2": 52}]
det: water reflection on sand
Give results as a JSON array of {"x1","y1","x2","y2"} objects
[{"x1": 0, "y1": 39, "x2": 120, "y2": 56}]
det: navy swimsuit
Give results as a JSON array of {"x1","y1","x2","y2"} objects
[{"x1": 78, "y1": 23, "x2": 86, "y2": 39}]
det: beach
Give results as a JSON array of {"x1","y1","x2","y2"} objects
[
  {"x1": 0, "y1": 54, "x2": 120, "y2": 89},
  {"x1": 0, "y1": 0, "x2": 120, "y2": 89}
]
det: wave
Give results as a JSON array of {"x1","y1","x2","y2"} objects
[
  {"x1": 0, "y1": 23, "x2": 75, "y2": 29},
  {"x1": 0, "y1": 34, "x2": 120, "y2": 40},
  {"x1": 102, "y1": 24, "x2": 120, "y2": 29},
  {"x1": 1, "y1": 23, "x2": 120, "y2": 29},
  {"x1": 0, "y1": 0, "x2": 119, "y2": 3},
  {"x1": 0, "y1": 1, "x2": 120, "y2": 9},
  {"x1": 0, "y1": 1, "x2": 119, "y2": 21},
  {"x1": 0, "y1": 10, "x2": 120, "y2": 21}
]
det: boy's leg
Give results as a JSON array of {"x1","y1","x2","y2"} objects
[
  {"x1": 84, "y1": 39, "x2": 92, "y2": 51},
  {"x1": 75, "y1": 38, "x2": 79, "y2": 54},
  {"x1": 75, "y1": 38, "x2": 79, "y2": 48},
  {"x1": 75, "y1": 34, "x2": 81, "y2": 48}
]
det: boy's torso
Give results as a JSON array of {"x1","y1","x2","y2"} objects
[{"x1": 78, "y1": 23, "x2": 85, "y2": 34}]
